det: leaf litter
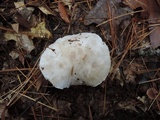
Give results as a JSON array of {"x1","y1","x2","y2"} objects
[
  {"x1": 0, "y1": 0, "x2": 160, "y2": 119},
  {"x1": 123, "y1": 0, "x2": 160, "y2": 48}
]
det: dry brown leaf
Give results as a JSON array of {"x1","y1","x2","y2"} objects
[
  {"x1": 26, "y1": 0, "x2": 55, "y2": 16},
  {"x1": 12, "y1": 12, "x2": 32, "y2": 28},
  {"x1": 14, "y1": 1, "x2": 25, "y2": 10},
  {"x1": 9, "y1": 51, "x2": 19, "y2": 59},
  {"x1": 13, "y1": 1, "x2": 34, "y2": 29},
  {"x1": 58, "y1": 2, "x2": 70, "y2": 23},
  {"x1": 84, "y1": 0, "x2": 131, "y2": 25},
  {"x1": 11, "y1": 23, "x2": 19, "y2": 33},
  {"x1": 4, "y1": 32, "x2": 35, "y2": 53},
  {"x1": 84, "y1": 0, "x2": 108, "y2": 25},
  {"x1": 61, "y1": 0, "x2": 72, "y2": 10},
  {"x1": 123, "y1": 0, "x2": 160, "y2": 48},
  {"x1": 38, "y1": 2, "x2": 55, "y2": 15}
]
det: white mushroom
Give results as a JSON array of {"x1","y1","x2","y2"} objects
[{"x1": 39, "y1": 33, "x2": 111, "y2": 89}]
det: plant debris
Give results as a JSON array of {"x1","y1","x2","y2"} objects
[
  {"x1": 0, "y1": 0, "x2": 160, "y2": 119},
  {"x1": 58, "y1": 1, "x2": 70, "y2": 23},
  {"x1": 30, "y1": 21, "x2": 52, "y2": 39},
  {"x1": 123, "y1": 0, "x2": 160, "y2": 48},
  {"x1": 4, "y1": 32, "x2": 35, "y2": 53}
]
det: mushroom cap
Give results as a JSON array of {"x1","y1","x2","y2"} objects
[{"x1": 39, "y1": 33, "x2": 111, "y2": 89}]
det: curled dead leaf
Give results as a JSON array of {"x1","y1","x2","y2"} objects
[{"x1": 58, "y1": 2, "x2": 70, "y2": 23}]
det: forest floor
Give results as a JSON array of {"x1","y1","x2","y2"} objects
[{"x1": 0, "y1": 0, "x2": 160, "y2": 120}]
